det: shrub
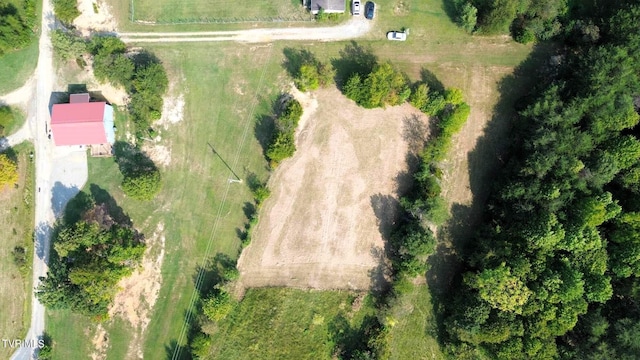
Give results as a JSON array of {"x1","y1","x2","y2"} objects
[
  {"x1": 190, "y1": 333, "x2": 211, "y2": 359},
  {"x1": 53, "y1": 0, "x2": 80, "y2": 24},
  {"x1": 252, "y1": 184, "x2": 271, "y2": 205},
  {"x1": 121, "y1": 169, "x2": 161, "y2": 201},
  {"x1": 444, "y1": 88, "x2": 464, "y2": 105},
  {"x1": 51, "y1": 30, "x2": 87, "y2": 62},
  {"x1": 295, "y1": 63, "x2": 320, "y2": 92},
  {"x1": 344, "y1": 63, "x2": 411, "y2": 108},
  {"x1": 457, "y1": 2, "x2": 478, "y2": 33},
  {"x1": 409, "y1": 83, "x2": 430, "y2": 112},
  {"x1": 202, "y1": 290, "x2": 234, "y2": 322},
  {"x1": 266, "y1": 131, "x2": 296, "y2": 164},
  {"x1": 0, "y1": 153, "x2": 18, "y2": 188}
]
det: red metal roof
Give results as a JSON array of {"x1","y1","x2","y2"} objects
[{"x1": 51, "y1": 102, "x2": 108, "y2": 146}]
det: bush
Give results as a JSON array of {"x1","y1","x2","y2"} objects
[
  {"x1": 203, "y1": 290, "x2": 234, "y2": 322},
  {"x1": 53, "y1": 0, "x2": 80, "y2": 24},
  {"x1": 345, "y1": 63, "x2": 411, "y2": 108},
  {"x1": 266, "y1": 131, "x2": 296, "y2": 164},
  {"x1": 409, "y1": 83, "x2": 430, "y2": 112},
  {"x1": 295, "y1": 64, "x2": 320, "y2": 92},
  {"x1": 0, "y1": 153, "x2": 18, "y2": 188},
  {"x1": 51, "y1": 30, "x2": 87, "y2": 62},
  {"x1": 457, "y1": 2, "x2": 478, "y2": 33},
  {"x1": 121, "y1": 169, "x2": 161, "y2": 201},
  {"x1": 252, "y1": 184, "x2": 271, "y2": 205},
  {"x1": 190, "y1": 333, "x2": 211, "y2": 359}
]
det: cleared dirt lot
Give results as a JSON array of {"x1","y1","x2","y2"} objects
[{"x1": 238, "y1": 88, "x2": 428, "y2": 290}]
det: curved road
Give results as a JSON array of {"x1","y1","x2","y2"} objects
[{"x1": 9, "y1": 7, "x2": 372, "y2": 360}]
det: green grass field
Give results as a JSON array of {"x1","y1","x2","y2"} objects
[
  {"x1": 207, "y1": 289, "x2": 376, "y2": 359},
  {"x1": 130, "y1": 0, "x2": 310, "y2": 23},
  {"x1": 44, "y1": 0, "x2": 540, "y2": 357},
  {"x1": 0, "y1": 142, "x2": 35, "y2": 360},
  {"x1": 46, "y1": 41, "x2": 281, "y2": 359}
]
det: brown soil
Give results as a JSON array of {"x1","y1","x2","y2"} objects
[{"x1": 238, "y1": 88, "x2": 429, "y2": 290}]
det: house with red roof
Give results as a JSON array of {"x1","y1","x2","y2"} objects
[{"x1": 50, "y1": 93, "x2": 115, "y2": 156}]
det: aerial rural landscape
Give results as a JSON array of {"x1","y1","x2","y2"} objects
[{"x1": 0, "y1": 0, "x2": 639, "y2": 359}]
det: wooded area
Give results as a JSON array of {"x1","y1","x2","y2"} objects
[{"x1": 440, "y1": 2, "x2": 640, "y2": 358}]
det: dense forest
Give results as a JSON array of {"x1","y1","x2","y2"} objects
[{"x1": 440, "y1": 1, "x2": 640, "y2": 359}]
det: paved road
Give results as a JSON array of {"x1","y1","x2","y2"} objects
[
  {"x1": 10, "y1": 0, "x2": 88, "y2": 359},
  {"x1": 119, "y1": 17, "x2": 372, "y2": 43}
]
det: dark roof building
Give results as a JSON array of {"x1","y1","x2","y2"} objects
[{"x1": 309, "y1": 0, "x2": 346, "y2": 14}]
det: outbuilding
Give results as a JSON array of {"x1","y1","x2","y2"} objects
[
  {"x1": 309, "y1": 0, "x2": 346, "y2": 14},
  {"x1": 50, "y1": 93, "x2": 115, "y2": 156}
]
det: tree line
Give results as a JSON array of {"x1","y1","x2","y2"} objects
[{"x1": 441, "y1": 2, "x2": 640, "y2": 358}]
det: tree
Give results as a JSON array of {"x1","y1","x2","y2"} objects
[
  {"x1": 51, "y1": 30, "x2": 87, "y2": 62},
  {"x1": 466, "y1": 263, "x2": 532, "y2": 314},
  {"x1": 295, "y1": 63, "x2": 320, "y2": 92},
  {"x1": 202, "y1": 289, "x2": 234, "y2": 322},
  {"x1": 52, "y1": 0, "x2": 80, "y2": 24},
  {"x1": 458, "y1": 2, "x2": 478, "y2": 33},
  {"x1": 0, "y1": 153, "x2": 18, "y2": 188},
  {"x1": 409, "y1": 83, "x2": 430, "y2": 111},
  {"x1": 121, "y1": 168, "x2": 161, "y2": 201},
  {"x1": 0, "y1": 2, "x2": 32, "y2": 56}
]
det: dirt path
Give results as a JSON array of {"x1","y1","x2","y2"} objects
[
  {"x1": 119, "y1": 17, "x2": 372, "y2": 43},
  {"x1": 238, "y1": 88, "x2": 428, "y2": 290}
]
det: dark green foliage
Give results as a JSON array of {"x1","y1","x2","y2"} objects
[
  {"x1": 443, "y1": 4, "x2": 640, "y2": 358},
  {"x1": 449, "y1": 0, "x2": 567, "y2": 41},
  {"x1": 36, "y1": 199, "x2": 144, "y2": 319},
  {"x1": 90, "y1": 36, "x2": 168, "y2": 132},
  {"x1": 284, "y1": 48, "x2": 335, "y2": 92},
  {"x1": 53, "y1": 0, "x2": 80, "y2": 24},
  {"x1": 0, "y1": 2, "x2": 33, "y2": 56},
  {"x1": 344, "y1": 63, "x2": 411, "y2": 108},
  {"x1": 458, "y1": 2, "x2": 478, "y2": 32},
  {"x1": 389, "y1": 219, "x2": 436, "y2": 277},
  {"x1": 51, "y1": 30, "x2": 87, "y2": 62},
  {"x1": 115, "y1": 143, "x2": 162, "y2": 201},
  {"x1": 266, "y1": 98, "x2": 303, "y2": 166}
]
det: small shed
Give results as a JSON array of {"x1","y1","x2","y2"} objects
[{"x1": 309, "y1": 0, "x2": 346, "y2": 14}]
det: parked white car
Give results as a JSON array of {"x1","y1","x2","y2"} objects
[
  {"x1": 387, "y1": 31, "x2": 407, "y2": 41},
  {"x1": 352, "y1": 0, "x2": 361, "y2": 15}
]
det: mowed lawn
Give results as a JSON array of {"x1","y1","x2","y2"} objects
[
  {"x1": 130, "y1": 0, "x2": 309, "y2": 23},
  {"x1": 207, "y1": 289, "x2": 376, "y2": 360},
  {"x1": 46, "y1": 42, "x2": 280, "y2": 359},
  {"x1": 0, "y1": 142, "x2": 35, "y2": 360}
]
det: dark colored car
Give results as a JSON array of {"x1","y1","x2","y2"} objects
[{"x1": 365, "y1": 1, "x2": 375, "y2": 19}]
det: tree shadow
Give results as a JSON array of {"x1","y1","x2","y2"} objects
[
  {"x1": 282, "y1": 47, "x2": 317, "y2": 78},
  {"x1": 254, "y1": 114, "x2": 275, "y2": 157},
  {"x1": 89, "y1": 184, "x2": 132, "y2": 226},
  {"x1": 328, "y1": 313, "x2": 381, "y2": 359},
  {"x1": 330, "y1": 41, "x2": 378, "y2": 87},
  {"x1": 192, "y1": 252, "x2": 238, "y2": 298},
  {"x1": 402, "y1": 113, "x2": 430, "y2": 154},
  {"x1": 0, "y1": 144, "x2": 18, "y2": 163},
  {"x1": 113, "y1": 140, "x2": 158, "y2": 177},
  {"x1": 51, "y1": 182, "x2": 81, "y2": 219},
  {"x1": 441, "y1": 0, "x2": 459, "y2": 25},
  {"x1": 67, "y1": 84, "x2": 88, "y2": 94},
  {"x1": 420, "y1": 67, "x2": 445, "y2": 94},
  {"x1": 34, "y1": 221, "x2": 52, "y2": 262},
  {"x1": 424, "y1": 42, "x2": 556, "y2": 346},
  {"x1": 130, "y1": 50, "x2": 162, "y2": 69},
  {"x1": 48, "y1": 92, "x2": 69, "y2": 115},
  {"x1": 370, "y1": 193, "x2": 401, "y2": 241},
  {"x1": 164, "y1": 339, "x2": 190, "y2": 360},
  {"x1": 63, "y1": 190, "x2": 94, "y2": 225}
]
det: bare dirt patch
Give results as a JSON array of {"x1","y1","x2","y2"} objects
[
  {"x1": 74, "y1": 0, "x2": 117, "y2": 36},
  {"x1": 142, "y1": 143, "x2": 171, "y2": 167},
  {"x1": 238, "y1": 88, "x2": 428, "y2": 290},
  {"x1": 109, "y1": 222, "x2": 166, "y2": 359},
  {"x1": 90, "y1": 323, "x2": 109, "y2": 360}
]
